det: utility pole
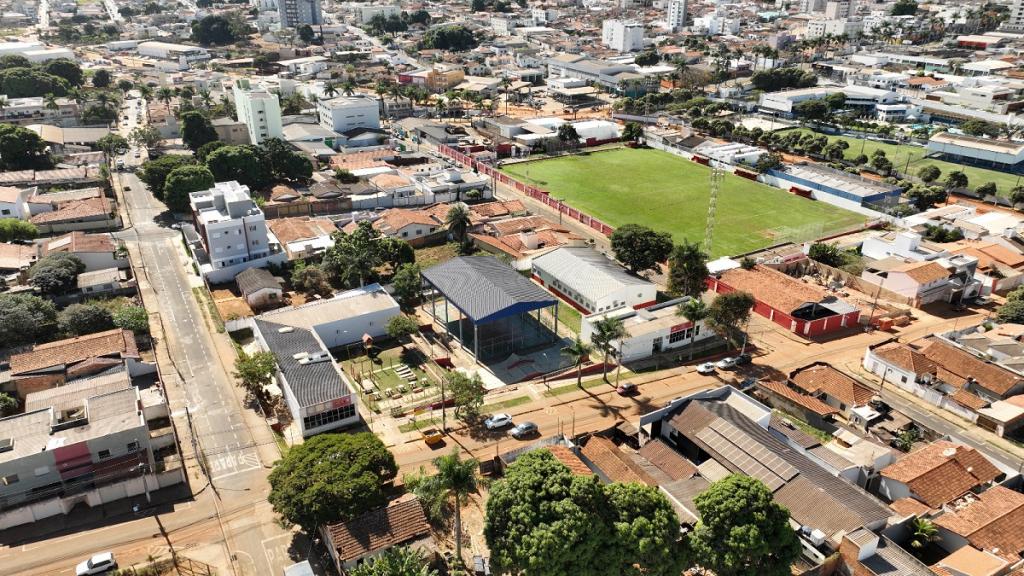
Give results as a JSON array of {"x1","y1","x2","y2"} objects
[{"x1": 704, "y1": 164, "x2": 725, "y2": 255}]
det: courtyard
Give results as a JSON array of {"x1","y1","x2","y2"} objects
[{"x1": 501, "y1": 147, "x2": 866, "y2": 257}]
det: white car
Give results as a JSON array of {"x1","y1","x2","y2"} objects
[
  {"x1": 696, "y1": 363, "x2": 716, "y2": 375},
  {"x1": 715, "y1": 357, "x2": 738, "y2": 370},
  {"x1": 484, "y1": 413, "x2": 513, "y2": 430},
  {"x1": 76, "y1": 552, "x2": 116, "y2": 575}
]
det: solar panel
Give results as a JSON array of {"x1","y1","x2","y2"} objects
[{"x1": 696, "y1": 427, "x2": 786, "y2": 491}]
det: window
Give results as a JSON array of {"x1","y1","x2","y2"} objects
[
  {"x1": 126, "y1": 441, "x2": 139, "y2": 453},
  {"x1": 0, "y1": 209, "x2": 9, "y2": 215},
  {"x1": 402, "y1": 231, "x2": 408, "y2": 237},
  {"x1": 2, "y1": 474, "x2": 17, "y2": 485},
  {"x1": 98, "y1": 449, "x2": 111, "y2": 459},
  {"x1": 668, "y1": 328, "x2": 690, "y2": 344},
  {"x1": 302, "y1": 403, "x2": 356, "y2": 430}
]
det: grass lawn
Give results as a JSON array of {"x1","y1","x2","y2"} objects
[
  {"x1": 415, "y1": 242, "x2": 461, "y2": 268},
  {"x1": 503, "y1": 148, "x2": 866, "y2": 257},
  {"x1": 484, "y1": 395, "x2": 532, "y2": 411},
  {"x1": 555, "y1": 302, "x2": 582, "y2": 333},
  {"x1": 781, "y1": 128, "x2": 1024, "y2": 196},
  {"x1": 398, "y1": 417, "x2": 440, "y2": 433}
]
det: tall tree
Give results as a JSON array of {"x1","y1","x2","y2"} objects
[
  {"x1": 233, "y1": 350, "x2": 277, "y2": 402},
  {"x1": 676, "y1": 298, "x2": 708, "y2": 360},
  {"x1": 610, "y1": 224, "x2": 673, "y2": 274},
  {"x1": 447, "y1": 371, "x2": 485, "y2": 421},
  {"x1": 163, "y1": 165, "x2": 215, "y2": 212},
  {"x1": 28, "y1": 253, "x2": 85, "y2": 294},
  {"x1": 561, "y1": 337, "x2": 593, "y2": 388},
  {"x1": 391, "y1": 263, "x2": 422, "y2": 310},
  {"x1": 416, "y1": 450, "x2": 480, "y2": 563},
  {"x1": 0, "y1": 293, "x2": 57, "y2": 348},
  {"x1": 445, "y1": 203, "x2": 472, "y2": 243},
  {"x1": 139, "y1": 155, "x2": 196, "y2": 200},
  {"x1": 322, "y1": 221, "x2": 391, "y2": 288},
  {"x1": 0, "y1": 124, "x2": 52, "y2": 170},
  {"x1": 590, "y1": 316, "x2": 626, "y2": 381},
  {"x1": 58, "y1": 303, "x2": 114, "y2": 336},
  {"x1": 268, "y1": 433, "x2": 398, "y2": 533},
  {"x1": 691, "y1": 475, "x2": 800, "y2": 576},
  {"x1": 180, "y1": 111, "x2": 219, "y2": 151},
  {"x1": 706, "y1": 291, "x2": 755, "y2": 348},
  {"x1": 205, "y1": 145, "x2": 268, "y2": 189},
  {"x1": 667, "y1": 241, "x2": 709, "y2": 298}
]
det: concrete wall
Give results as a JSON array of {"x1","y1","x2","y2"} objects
[{"x1": 35, "y1": 216, "x2": 122, "y2": 234}]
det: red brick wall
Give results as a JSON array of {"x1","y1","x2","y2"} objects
[{"x1": 15, "y1": 374, "x2": 64, "y2": 399}]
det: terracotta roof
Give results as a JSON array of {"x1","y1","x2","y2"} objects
[
  {"x1": 329, "y1": 149, "x2": 393, "y2": 171},
  {"x1": 717, "y1": 265, "x2": 847, "y2": 315},
  {"x1": 872, "y1": 341, "x2": 938, "y2": 376},
  {"x1": 10, "y1": 329, "x2": 139, "y2": 375},
  {"x1": 637, "y1": 439, "x2": 697, "y2": 481},
  {"x1": 919, "y1": 339, "x2": 1023, "y2": 396},
  {"x1": 758, "y1": 380, "x2": 840, "y2": 416},
  {"x1": 934, "y1": 486, "x2": 1024, "y2": 561},
  {"x1": 951, "y1": 388, "x2": 990, "y2": 411},
  {"x1": 547, "y1": 445, "x2": 592, "y2": 476},
  {"x1": 580, "y1": 436, "x2": 657, "y2": 486},
  {"x1": 469, "y1": 200, "x2": 526, "y2": 219},
  {"x1": 0, "y1": 242, "x2": 37, "y2": 270},
  {"x1": 373, "y1": 208, "x2": 443, "y2": 233},
  {"x1": 951, "y1": 242, "x2": 1024, "y2": 270},
  {"x1": 269, "y1": 185, "x2": 301, "y2": 202},
  {"x1": 266, "y1": 217, "x2": 336, "y2": 245},
  {"x1": 893, "y1": 261, "x2": 951, "y2": 285},
  {"x1": 880, "y1": 441, "x2": 1002, "y2": 508},
  {"x1": 369, "y1": 173, "x2": 413, "y2": 189},
  {"x1": 44, "y1": 231, "x2": 115, "y2": 254},
  {"x1": 889, "y1": 497, "x2": 933, "y2": 518},
  {"x1": 30, "y1": 197, "x2": 111, "y2": 224},
  {"x1": 907, "y1": 76, "x2": 946, "y2": 86},
  {"x1": 790, "y1": 363, "x2": 874, "y2": 407},
  {"x1": 324, "y1": 497, "x2": 431, "y2": 563},
  {"x1": 488, "y1": 215, "x2": 555, "y2": 236}
]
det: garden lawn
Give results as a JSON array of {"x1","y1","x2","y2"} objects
[
  {"x1": 780, "y1": 128, "x2": 1024, "y2": 196},
  {"x1": 502, "y1": 147, "x2": 866, "y2": 257}
]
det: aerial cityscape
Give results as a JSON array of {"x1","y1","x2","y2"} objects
[{"x1": 1, "y1": 0, "x2": 1024, "y2": 574}]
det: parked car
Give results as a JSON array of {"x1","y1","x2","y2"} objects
[
  {"x1": 510, "y1": 422, "x2": 538, "y2": 439},
  {"x1": 616, "y1": 382, "x2": 638, "y2": 396},
  {"x1": 734, "y1": 353, "x2": 752, "y2": 366},
  {"x1": 76, "y1": 552, "x2": 116, "y2": 575},
  {"x1": 737, "y1": 377, "x2": 758, "y2": 391},
  {"x1": 484, "y1": 413, "x2": 513, "y2": 430},
  {"x1": 696, "y1": 363, "x2": 716, "y2": 375},
  {"x1": 421, "y1": 428, "x2": 443, "y2": 446},
  {"x1": 715, "y1": 357, "x2": 738, "y2": 370}
]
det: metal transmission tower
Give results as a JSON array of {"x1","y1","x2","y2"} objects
[{"x1": 703, "y1": 164, "x2": 725, "y2": 255}]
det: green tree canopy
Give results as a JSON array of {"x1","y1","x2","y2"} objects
[
  {"x1": 622, "y1": 122, "x2": 644, "y2": 142},
  {"x1": 391, "y1": 263, "x2": 422, "y2": 309},
  {"x1": 706, "y1": 291, "x2": 755, "y2": 347},
  {"x1": 750, "y1": 67, "x2": 817, "y2": 92},
  {"x1": 891, "y1": 0, "x2": 917, "y2": 15},
  {"x1": 180, "y1": 111, "x2": 219, "y2": 152},
  {"x1": 205, "y1": 145, "x2": 269, "y2": 189},
  {"x1": 690, "y1": 475, "x2": 801, "y2": 576},
  {"x1": 807, "y1": 242, "x2": 843, "y2": 267},
  {"x1": 945, "y1": 170, "x2": 969, "y2": 190},
  {"x1": 128, "y1": 125, "x2": 162, "y2": 150},
  {"x1": 41, "y1": 59, "x2": 83, "y2": 86},
  {"x1": 420, "y1": 25, "x2": 478, "y2": 51},
  {"x1": 0, "y1": 124, "x2": 52, "y2": 170},
  {"x1": 667, "y1": 240, "x2": 709, "y2": 298},
  {"x1": 233, "y1": 350, "x2": 277, "y2": 401},
  {"x1": 191, "y1": 14, "x2": 244, "y2": 45},
  {"x1": 196, "y1": 140, "x2": 227, "y2": 163},
  {"x1": 321, "y1": 221, "x2": 397, "y2": 288},
  {"x1": 0, "y1": 392, "x2": 17, "y2": 416},
  {"x1": 448, "y1": 371, "x2": 485, "y2": 421},
  {"x1": 291, "y1": 264, "x2": 333, "y2": 297},
  {"x1": 92, "y1": 69, "x2": 111, "y2": 88},
  {"x1": 610, "y1": 223, "x2": 673, "y2": 274},
  {"x1": 917, "y1": 164, "x2": 941, "y2": 183},
  {"x1": 58, "y1": 303, "x2": 115, "y2": 336},
  {"x1": 0, "y1": 218, "x2": 37, "y2": 242},
  {"x1": 0, "y1": 293, "x2": 57, "y2": 348},
  {"x1": 348, "y1": 547, "x2": 437, "y2": 576},
  {"x1": 386, "y1": 314, "x2": 419, "y2": 340},
  {"x1": 794, "y1": 98, "x2": 829, "y2": 121},
  {"x1": 259, "y1": 137, "x2": 313, "y2": 182},
  {"x1": 139, "y1": 155, "x2": 196, "y2": 200},
  {"x1": 29, "y1": 253, "x2": 85, "y2": 294},
  {"x1": 112, "y1": 304, "x2": 150, "y2": 335},
  {"x1": 268, "y1": 433, "x2": 398, "y2": 532},
  {"x1": 164, "y1": 164, "x2": 215, "y2": 212},
  {"x1": 0, "y1": 67, "x2": 69, "y2": 97}
]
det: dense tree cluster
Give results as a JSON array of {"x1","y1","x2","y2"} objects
[
  {"x1": 29, "y1": 253, "x2": 85, "y2": 294},
  {"x1": 750, "y1": 67, "x2": 817, "y2": 92},
  {"x1": 191, "y1": 13, "x2": 250, "y2": 45},
  {"x1": 610, "y1": 224, "x2": 673, "y2": 274},
  {"x1": 0, "y1": 293, "x2": 57, "y2": 348},
  {"x1": 420, "y1": 25, "x2": 478, "y2": 51}
]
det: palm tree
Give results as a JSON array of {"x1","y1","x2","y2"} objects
[
  {"x1": 137, "y1": 84, "x2": 153, "y2": 102},
  {"x1": 561, "y1": 337, "x2": 593, "y2": 388},
  {"x1": 67, "y1": 86, "x2": 84, "y2": 107},
  {"x1": 43, "y1": 93, "x2": 58, "y2": 113},
  {"x1": 445, "y1": 203, "x2": 471, "y2": 243},
  {"x1": 590, "y1": 317, "x2": 626, "y2": 382},
  {"x1": 349, "y1": 547, "x2": 437, "y2": 576},
  {"x1": 499, "y1": 75, "x2": 512, "y2": 115},
  {"x1": 375, "y1": 81, "x2": 389, "y2": 118},
  {"x1": 434, "y1": 98, "x2": 447, "y2": 119},
  {"x1": 198, "y1": 89, "x2": 213, "y2": 108},
  {"x1": 412, "y1": 450, "x2": 480, "y2": 566},
  {"x1": 677, "y1": 299, "x2": 708, "y2": 361},
  {"x1": 156, "y1": 87, "x2": 174, "y2": 112},
  {"x1": 908, "y1": 517, "x2": 937, "y2": 555},
  {"x1": 322, "y1": 81, "x2": 339, "y2": 98},
  {"x1": 341, "y1": 80, "x2": 356, "y2": 96}
]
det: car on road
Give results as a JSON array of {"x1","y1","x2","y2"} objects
[
  {"x1": 715, "y1": 357, "x2": 738, "y2": 370},
  {"x1": 421, "y1": 428, "x2": 443, "y2": 446},
  {"x1": 484, "y1": 413, "x2": 513, "y2": 430},
  {"x1": 736, "y1": 377, "x2": 758, "y2": 391},
  {"x1": 115, "y1": 159, "x2": 124, "y2": 170},
  {"x1": 616, "y1": 382, "x2": 638, "y2": 396},
  {"x1": 76, "y1": 552, "x2": 116, "y2": 575},
  {"x1": 510, "y1": 422, "x2": 538, "y2": 439},
  {"x1": 696, "y1": 362, "x2": 716, "y2": 375},
  {"x1": 735, "y1": 353, "x2": 752, "y2": 366}
]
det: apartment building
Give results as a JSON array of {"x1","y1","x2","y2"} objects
[
  {"x1": 667, "y1": 0, "x2": 687, "y2": 31},
  {"x1": 601, "y1": 20, "x2": 645, "y2": 52},
  {"x1": 279, "y1": 0, "x2": 322, "y2": 28},
  {"x1": 187, "y1": 181, "x2": 287, "y2": 283},
  {"x1": 356, "y1": 4, "x2": 398, "y2": 24},
  {"x1": 805, "y1": 18, "x2": 863, "y2": 38},
  {"x1": 233, "y1": 79, "x2": 283, "y2": 145},
  {"x1": 317, "y1": 95, "x2": 380, "y2": 134}
]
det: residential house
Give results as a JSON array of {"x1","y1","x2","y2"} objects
[
  {"x1": 0, "y1": 242, "x2": 37, "y2": 276},
  {"x1": 0, "y1": 186, "x2": 32, "y2": 220},
  {"x1": 532, "y1": 246, "x2": 657, "y2": 315},
  {"x1": 471, "y1": 226, "x2": 583, "y2": 271},
  {"x1": 877, "y1": 440, "x2": 1003, "y2": 508},
  {"x1": 342, "y1": 206, "x2": 445, "y2": 247},
  {"x1": 266, "y1": 216, "x2": 337, "y2": 260},
  {"x1": 30, "y1": 197, "x2": 119, "y2": 234},
  {"x1": 753, "y1": 380, "x2": 839, "y2": 430},
  {"x1": 919, "y1": 338, "x2": 1024, "y2": 402},
  {"x1": 43, "y1": 232, "x2": 128, "y2": 272},
  {"x1": 236, "y1": 267, "x2": 283, "y2": 310},
  {"x1": 7, "y1": 329, "x2": 149, "y2": 399},
  {"x1": 321, "y1": 497, "x2": 431, "y2": 573},
  {"x1": 836, "y1": 529, "x2": 933, "y2": 576},
  {"x1": 933, "y1": 486, "x2": 1024, "y2": 563},
  {"x1": 789, "y1": 363, "x2": 876, "y2": 424},
  {"x1": 77, "y1": 268, "x2": 132, "y2": 297},
  {"x1": 578, "y1": 435, "x2": 658, "y2": 486},
  {"x1": 860, "y1": 259, "x2": 959, "y2": 306},
  {"x1": 947, "y1": 240, "x2": 1024, "y2": 293},
  {"x1": 708, "y1": 263, "x2": 861, "y2": 337}
]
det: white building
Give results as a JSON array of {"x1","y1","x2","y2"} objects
[
  {"x1": 824, "y1": 0, "x2": 849, "y2": 19},
  {"x1": 187, "y1": 181, "x2": 286, "y2": 283},
  {"x1": 357, "y1": 4, "x2": 399, "y2": 24},
  {"x1": 1003, "y1": 0, "x2": 1024, "y2": 32},
  {"x1": 692, "y1": 13, "x2": 740, "y2": 35},
  {"x1": 532, "y1": 246, "x2": 657, "y2": 314},
  {"x1": 805, "y1": 18, "x2": 863, "y2": 38},
  {"x1": 581, "y1": 297, "x2": 713, "y2": 362},
  {"x1": 279, "y1": 0, "x2": 322, "y2": 28},
  {"x1": 601, "y1": 20, "x2": 645, "y2": 52},
  {"x1": 257, "y1": 283, "x2": 400, "y2": 349},
  {"x1": 233, "y1": 79, "x2": 283, "y2": 145},
  {"x1": 0, "y1": 41, "x2": 73, "y2": 63},
  {"x1": 667, "y1": 0, "x2": 687, "y2": 31},
  {"x1": 0, "y1": 186, "x2": 32, "y2": 220},
  {"x1": 137, "y1": 41, "x2": 210, "y2": 69},
  {"x1": 317, "y1": 95, "x2": 380, "y2": 134},
  {"x1": 928, "y1": 132, "x2": 1024, "y2": 169}
]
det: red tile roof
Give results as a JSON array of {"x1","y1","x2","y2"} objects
[
  {"x1": 934, "y1": 486, "x2": 1024, "y2": 561},
  {"x1": 889, "y1": 497, "x2": 932, "y2": 518},
  {"x1": 10, "y1": 329, "x2": 139, "y2": 375},
  {"x1": 637, "y1": 439, "x2": 697, "y2": 481},
  {"x1": 580, "y1": 436, "x2": 657, "y2": 486},
  {"x1": 758, "y1": 380, "x2": 840, "y2": 416},
  {"x1": 881, "y1": 441, "x2": 1001, "y2": 508},
  {"x1": 919, "y1": 339, "x2": 1023, "y2": 397},
  {"x1": 30, "y1": 197, "x2": 111, "y2": 224},
  {"x1": 324, "y1": 497, "x2": 431, "y2": 563},
  {"x1": 547, "y1": 445, "x2": 592, "y2": 476},
  {"x1": 790, "y1": 363, "x2": 874, "y2": 407},
  {"x1": 872, "y1": 342, "x2": 938, "y2": 376},
  {"x1": 717, "y1": 265, "x2": 842, "y2": 315}
]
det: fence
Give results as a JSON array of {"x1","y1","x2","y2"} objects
[{"x1": 436, "y1": 144, "x2": 616, "y2": 237}]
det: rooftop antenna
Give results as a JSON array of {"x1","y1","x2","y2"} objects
[{"x1": 704, "y1": 163, "x2": 725, "y2": 255}]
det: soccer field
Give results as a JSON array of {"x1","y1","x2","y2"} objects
[
  {"x1": 782, "y1": 128, "x2": 1024, "y2": 196},
  {"x1": 502, "y1": 148, "x2": 867, "y2": 257}
]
